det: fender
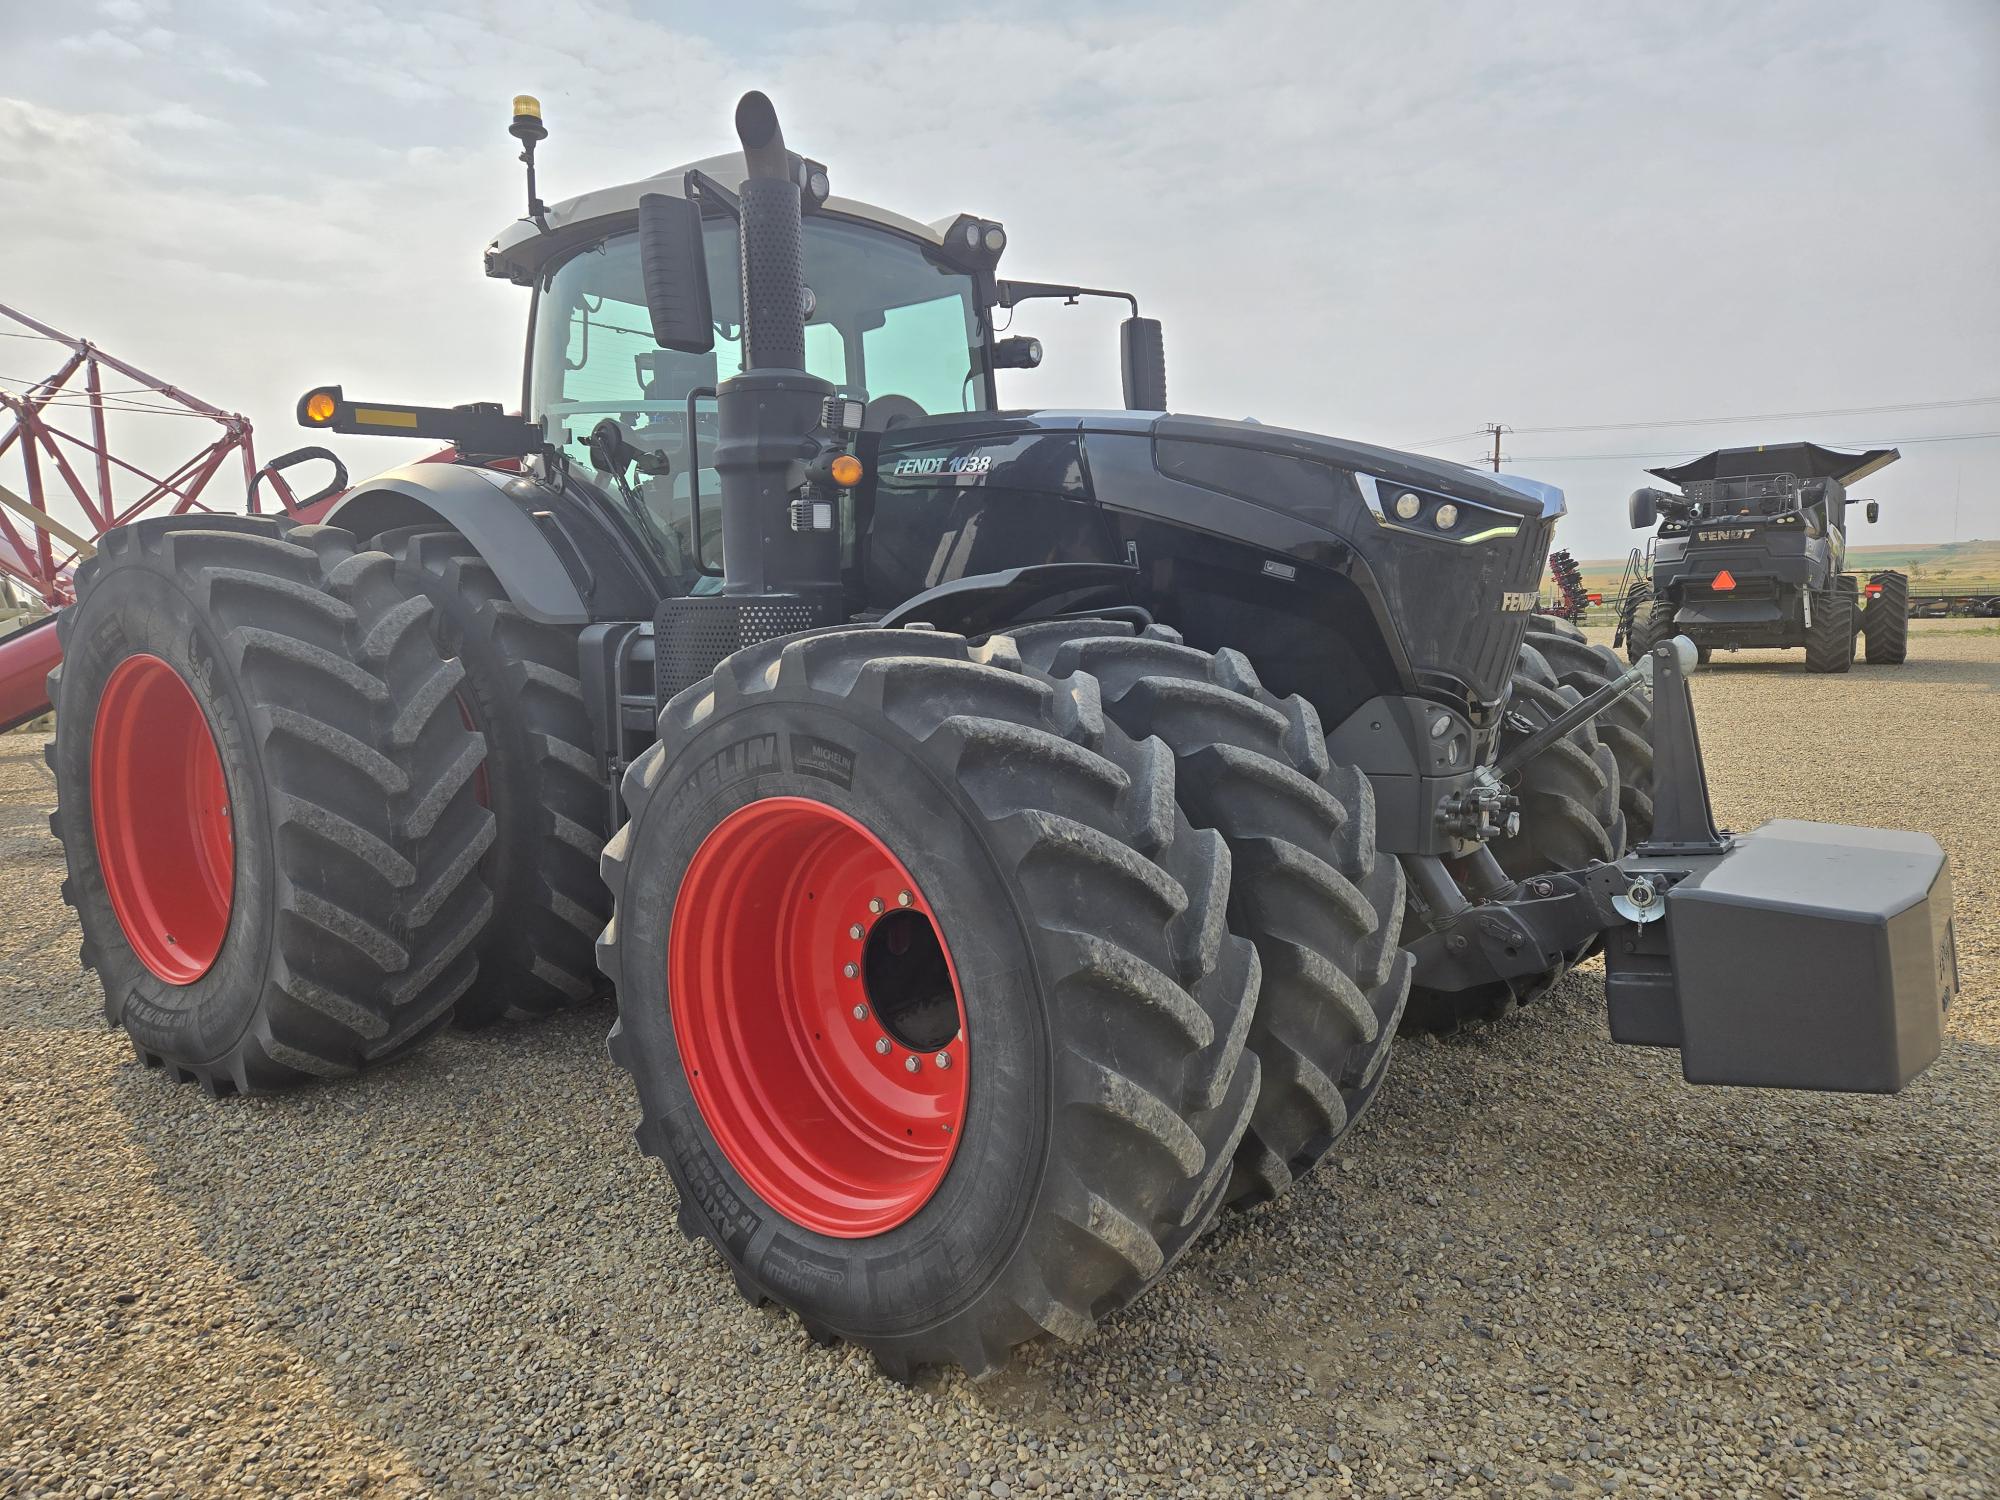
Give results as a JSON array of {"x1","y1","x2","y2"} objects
[{"x1": 325, "y1": 461, "x2": 658, "y2": 625}]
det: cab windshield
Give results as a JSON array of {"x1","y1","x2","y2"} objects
[{"x1": 529, "y1": 215, "x2": 989, "y2": 588}]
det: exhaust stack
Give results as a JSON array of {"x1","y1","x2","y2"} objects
[
  {"x1": 658, "y1": 89, "x2": 841, "y2": 694},
  {"x1": 732, "y1": 91, "x2": 807, "y2": 374}
]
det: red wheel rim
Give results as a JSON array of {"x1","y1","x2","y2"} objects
[
  {"x1": 669, "y1": 797, "x2": 969, "y2": 1237},
  {"x1": 90, "y1": 654, "x2": 235, "y2": 985}
]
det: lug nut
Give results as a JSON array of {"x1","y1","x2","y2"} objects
[
  {"x1": 843, "y1": 962, "x2": 858, "y2": 979},
  {"x1": 852, "y1": 1005, "x2": 867, "y2": 1020},
  {"x1": 897, "y1": 890, "x2": 913, "y2": 907},
  {"x1": 934, "y1": 1052, "x2": 951, "y2": 1070},
  {"x1": 874, "y1": 1037, "x2": 892, "y2": 1055},
  {"x1": 868, "y1": 897, "x2": 884, "y2": 914},
  {"x1": 904, "y1": 1056, "x2": 921, "y2": 1073},
  {"x1": 849, "y1": 924, "x2": 864, "y2": 940}
]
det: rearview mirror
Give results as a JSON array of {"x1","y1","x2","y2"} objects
[
  {"x1": 637, "y1": 193, "x2": 714, "y2": 353},
  {"x1": 1628, "y1": 487, "x2": 1663, "y2": 530},
  {"x1": 1866, "y1": 500, "x2": 1880, "y2": 524},
  {"x1": 1120, "y1": 317, "x2": 1167, "y2": 411}
]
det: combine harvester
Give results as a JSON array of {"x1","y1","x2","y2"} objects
[
  {"x1": 1617, "y1": 443, "x2": 1910, "y2": 670},
  {"x1": 30, "y1": 94, "x2": 1959, "y2": 1377}
]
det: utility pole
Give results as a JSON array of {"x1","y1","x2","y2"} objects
[{"x1": 1484, "y1": 422, "x2": 1510, "y2": 472}]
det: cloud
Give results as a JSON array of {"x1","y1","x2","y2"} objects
[
  {"x1": 5, "y1": 0, "x2": 1997, "y2": 556},
  {"x1": 57, "y1": 29, "x2": 144, "y2": 60}
]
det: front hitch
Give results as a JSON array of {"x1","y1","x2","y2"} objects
[{"x1": 1408, "y1": 636, "x2": 1959, "y2": 1092}]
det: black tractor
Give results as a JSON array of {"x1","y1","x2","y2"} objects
[
  {"x1": 45, "y1": 93, "x2": 1957, "y2": 1378},
  {"x1": 1619, "y1": 443, "x2": 1910, "y2": 671}
]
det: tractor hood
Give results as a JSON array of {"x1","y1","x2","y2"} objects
[
  {"x1": 865, "y1": 408, "x2": 1562, "y2": 716},
  {"x1": 874, "y1": 409, "x2": 1562, "y2": 528}
]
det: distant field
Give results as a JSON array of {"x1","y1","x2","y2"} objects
[{"x1": 1561, "y1": 538, "x2": 2000, "y2": 601}]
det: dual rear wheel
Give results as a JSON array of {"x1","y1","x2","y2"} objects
[{"x1": 49, "y1": 517, "x2": 494, "y2": 1091}]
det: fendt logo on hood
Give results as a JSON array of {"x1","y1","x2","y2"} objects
[{"x1": 1699, "y1": 527, "x2": 1756, "y2": 543}]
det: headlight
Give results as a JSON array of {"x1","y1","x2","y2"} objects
[
  {"x1": 1434, "y1": 503, "x2": 1458, "y2": 530},
  {"x1": 1394, "y1": 491, "x2": 1421, "y2": 520}
]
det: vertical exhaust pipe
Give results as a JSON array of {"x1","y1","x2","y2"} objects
[
  {"x1": 711, "y1": 91, "x2": 837, "y2": 605},
  {"x1": 733, "y1": 91, "x2": 807, "y2": 374}
]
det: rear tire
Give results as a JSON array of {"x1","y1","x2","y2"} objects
[
  {"x1": 1863, "y1": 572, "x2": 1909, "y2": 665},
  {"x1": 1804, "y1": 587, "x2": 1854, "y2": 673},
  {"x1": 377, "y1": 527, "x2": 609, "y2": 1025},
  {"x1": 600, "y1": 629, "x2": 1258, "y2": 1377},
  {"x1": 1005, "y1": 621, "x2": 1409, "y2": 1209},
  {"x1": 49, "y1": 516, "x2": 493, "y2": 1093}
]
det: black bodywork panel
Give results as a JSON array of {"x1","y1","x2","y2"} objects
[{"x1": 854, "y1": 410, "x2": 1558, "y2": 740}]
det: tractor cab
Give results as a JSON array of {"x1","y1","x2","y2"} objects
[{"x1": 485, "y1": 154, "x2": 999, "y2": 590}]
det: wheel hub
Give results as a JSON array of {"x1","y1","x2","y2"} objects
[
  {"x1": 90, "y1": 654, "x2": 235, "y2": 985},
  {"x1": 669, "y1": 797, "x2": 968, "y2": 1237}
]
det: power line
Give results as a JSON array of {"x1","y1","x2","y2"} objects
[
  {"x1": 1508, "y1": 395, "x2": 2000, "y2": 436},
  {"x1": 1508, "y1": 431, "x2": 2000, "y2": 462}
]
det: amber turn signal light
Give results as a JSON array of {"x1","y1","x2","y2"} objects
[{"x1": 829, "y1": 454, "x2": 864, "y2": 488}]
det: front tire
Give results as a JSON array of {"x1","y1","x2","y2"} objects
[
  {"x1": 1804, "y1": 587, "x2": 1855, "y2": 673},
  {"x1": 1523, "y1": 616, "x2": 1654, "y2": 845},
  {"x1": 1402, "y1": 639, "x2": 1624, "y2": 1035},
  {"x1": 600, "y1": 629, "x2": 1259, "y2": 1377},
  {"x1": 1863, "y1": 572, "x2": 1910, "y2": 665},
  {"x1": 1005, "y1": 621, "x2": 1409, "y2": 1209},
  {"x1": 49, "y1": 517, "x2": 493, "y2": 1092}
]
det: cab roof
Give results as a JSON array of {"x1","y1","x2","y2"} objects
[{"x1": 485, "y1": 152, "x2": 952, "y2": 286}]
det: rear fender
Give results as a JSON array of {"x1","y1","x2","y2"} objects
[{"x1": 326, "y1": 462, "x2": 655, "y2": 625}]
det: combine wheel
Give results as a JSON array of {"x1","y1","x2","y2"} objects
[
  {"x1": 1006, "y1": 620, "x2": 1408, "y2": 1209},
  {"x1": 379, "y1": 527, "x2": 609, "y2": 1024},
  {"x1": 48, "y1": 516, "x2": 493, "y2": 1092},
  {"x1": 1403, "y1": 639, "x2": 1624, "y2": 1034},
  {"x1": 1620, "y1": 581, "x2": 1658, "y2": 662},
  {"x1": 1523, "y1": 615, "x2": 1654, "y2": 845},
  {"x1": 1804, "y1": 586, "x2": 1855, "y2": 674},
  {"x1": 1863, "y1": 572, "x2": 1910, "y2": 665},
  {"x1": 600, "y1": 629, "x2": 1258, "y2": 1377}
]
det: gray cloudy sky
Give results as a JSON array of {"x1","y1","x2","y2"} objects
[{"x1": 4, "y1": 0, "x2": 1996, "y2": 559}]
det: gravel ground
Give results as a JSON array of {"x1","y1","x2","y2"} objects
[{"x1": 3, "y1": 624, "x2": 1996, "y2": 1498}]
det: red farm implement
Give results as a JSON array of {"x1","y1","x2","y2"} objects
[{"x1": 0, "y1": 303, "x2": 318, "y2": 730}]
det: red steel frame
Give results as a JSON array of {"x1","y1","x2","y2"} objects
[{"x1": 0, "y1": 300, "x2": 300, "y2": 606}]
